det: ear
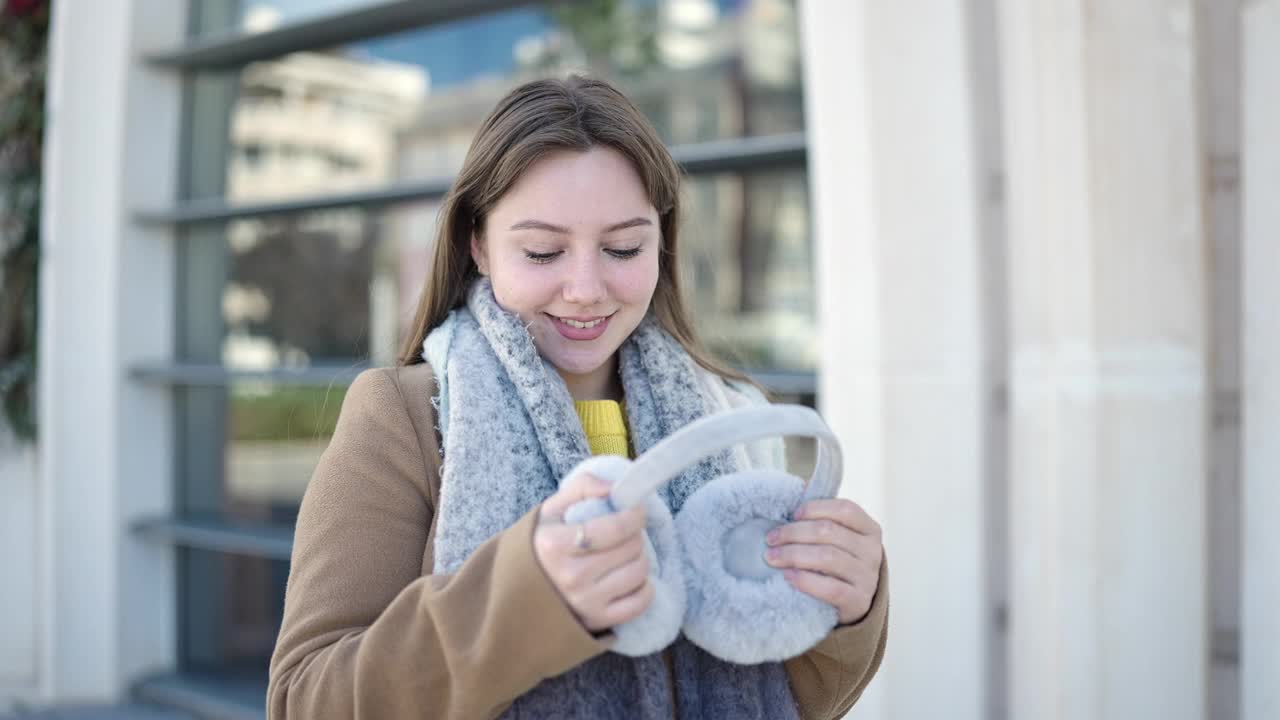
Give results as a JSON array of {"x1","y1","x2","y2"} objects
[{"x1": 469, "y1": 232, "x2": 489, "y2": 276}]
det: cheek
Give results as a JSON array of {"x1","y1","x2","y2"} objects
[
  {"x1": 490, "y1": 252, "x2": 545, "y2": 291},
  {"x1": 490, "y1": 265, "x2": 547, "y2": 318},
  {"x1": 615, "y1": 257, "x2": 661, "y2": 306}
]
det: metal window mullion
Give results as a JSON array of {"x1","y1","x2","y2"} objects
[
  {"x1": 133, "y1": 362, "x2": 371, "y2": 386},
  {"x1": 175, "y1": 54, "x2": 239, "y2": 670},
  {"x1": 149, "y1": 0, "x2": 535, "y2": 71},
  {"x1": 135, "y1": 133, "x2": 808, "y2": 227},
  {"x1": 134, "y1": 674, "x2": 264, "y2": 720},
  {"x1": 130, "y1": 361, "x2": 815, "y2": 396},
  {"x1": 134, "y1": 517, "x2": 295, "y2": 561},
  {"x1": 137, "y1": 176, "x2": 454, "y2": 225}
]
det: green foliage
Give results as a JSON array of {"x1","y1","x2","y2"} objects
[
  {"x1": 230, "y1": 385, "x2": 348, "y2": 443},
  {"x1": 546, "y1": 0, "x2": 659, "y2": 74},
  {"x1": 0, "y1": 0, "x2": 49, "y2": 441}
]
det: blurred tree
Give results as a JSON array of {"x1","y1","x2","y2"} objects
[
  {"x1": 231, "y1": 213, "x2": 376, "y2": 360},
  {"x1": 543, "y1": 0, "x2": 659, "y2": 75}
]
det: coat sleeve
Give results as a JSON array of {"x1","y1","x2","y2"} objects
[
  {"x1": 784, "y1": 556, "x2": 890, "y2": 720},
  {"x1": 266, "y1": 368, "x2": 611, "y2": 720}
]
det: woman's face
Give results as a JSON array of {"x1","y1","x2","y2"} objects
[{"x1": 471, "y1": 146, "x2": 661, "y2": 400}]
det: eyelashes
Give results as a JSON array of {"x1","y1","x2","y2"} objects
[
  {"x1": 606, "y1": 247, "x2": 642, "y2": 260},
  {"x1": 524, "y1": 247, "x2": 643, "y2": 264}
]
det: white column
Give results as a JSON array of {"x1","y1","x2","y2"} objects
[
  {"x1": 0, "y1": 429, "x2": 38, "y2": 702},
  {"x1": 801, "y1": 2, "x2": 995, "y2": 718},
  {"x1": 997, "y1": 2, "x2": 1209, "y2": 719},
  {"x1": 38, "y1": 0, "x2": 184, "y2": 702},
  {"x1": 1242, "y1": 2, "x2": 1280, "y2": 717}
]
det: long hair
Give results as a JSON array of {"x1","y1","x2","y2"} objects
[{"x1": 397, "y1": 75, "x2": 757, "y2": 390}]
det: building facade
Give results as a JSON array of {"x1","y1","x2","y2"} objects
[{"x1": 1, "y1": 1, "x2": 1277, "y2": 719}]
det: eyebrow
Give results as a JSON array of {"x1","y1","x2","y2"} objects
[{"x1": 507, "y1": 217, "x2": 653, "y2": 234}]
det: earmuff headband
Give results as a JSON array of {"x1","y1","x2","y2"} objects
[{"x1": 610, "y1": 405, "x2": 843, "y2": 510}]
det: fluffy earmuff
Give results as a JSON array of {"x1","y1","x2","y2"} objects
[
  {"x1": 561, "y1": 455, "x2": 686, "y2": 657},
  {"x1": 676, "y1": 469, "x2": 838, "y2": 663},
  {"x1": 563, "y1": 405, "x2": 844, "y2": 664}
]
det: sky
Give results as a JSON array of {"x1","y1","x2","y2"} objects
[{"x1": 243, "y1": 0, "x2": 749, "y2": 90}]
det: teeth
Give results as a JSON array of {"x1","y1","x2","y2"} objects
[{"x1": 561, "y1": 317, "x2": 604, "y2": 329}]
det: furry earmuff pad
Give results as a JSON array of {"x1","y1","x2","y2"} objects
[
  {"x1": 563, "y1": 456, "x2": 687, "y2": 657},
  {"x1": 676, "y1": 469, "x2": 839, "y2": 664}
]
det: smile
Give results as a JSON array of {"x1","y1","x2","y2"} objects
[
  {"x1": 547, "y1": 312, "x2": 615, "y2": 340},
  {"x1": 558, "y1": 317, "x2": 606, "y2": 329}
]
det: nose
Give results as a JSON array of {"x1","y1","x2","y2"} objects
[{"x1": 561, "y1": 252, "x2": 608, "y2": 307}]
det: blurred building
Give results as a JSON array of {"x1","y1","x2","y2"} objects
[{"x1": 2, "y1": 1, "x2": 1278, "y2": 719}]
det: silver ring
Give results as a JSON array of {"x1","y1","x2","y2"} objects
[{"x1": 574, "y1": 525, "x2": 592, "y2": 554}]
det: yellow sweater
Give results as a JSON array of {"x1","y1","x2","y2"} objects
[{"x1": 573, "y1": 399, "x2": 632, "y2": 458}]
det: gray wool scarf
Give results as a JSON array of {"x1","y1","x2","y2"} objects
[{"x1": 423, "y1": 278, "x2": 800, "y2": 719}]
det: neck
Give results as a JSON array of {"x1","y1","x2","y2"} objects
[{"x1": 559, "y1": 354, "x2": 623, "y2": 402}]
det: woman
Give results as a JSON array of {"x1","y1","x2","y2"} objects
[{"x1": 267, "y1": 75, "x2": 888, "y2": 719}]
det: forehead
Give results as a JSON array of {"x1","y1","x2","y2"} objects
[{"x1": 489, "y1": 146, "x2": 658, "y2": 226}]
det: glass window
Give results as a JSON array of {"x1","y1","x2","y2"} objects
[
  {"x1": 220, "y1": 206, "x2": 407, "y2": 367},
  {"x1": 191, "y1": 0, "x2": 804, "y2": 205},
  {"x1": 182, "y1": 166, "x2": 811, "y2": 521},
  {"x1": 181, "y1": 548, "x2": 288, "y2": 674},
  {"x1": 202, "y1": 166, "x2": 812, "y2": 378},
  {"x1": 172, "y1": 0, "x2": 810, "y2": 686},
  {"x1": 192, "y1": 0, "x2": 393, "y2": 38},
  {"x1": 682, "y1": 168, "x2": 814, "y2": 372},
  {"x1": 225, "y1": 382, "x2": 346, "y2": 518}
]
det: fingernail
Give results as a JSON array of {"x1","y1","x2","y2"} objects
[
  {"x1": 766, "y1": 530, "x2": 780, "y2": 545},
  {"x1": 766, "y1": 548, "x2": 781, "y2": 562},
  {"x1": 793, "y1": 507, "x2": 806, "y2": 520}
]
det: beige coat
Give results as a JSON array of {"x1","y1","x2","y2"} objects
[{"x1": 267, "y1": 364, "x2": 889, "y2": 719}]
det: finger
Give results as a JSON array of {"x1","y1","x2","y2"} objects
[
  {"x1": 540, "y1": 471, "x2": 612, "y2": 522},
  {"x1": 783, "y1": 568, "x2": 871, "y2": 620},
  {"x1": 765, "y1": 542, "x2": 862, "y2": 585},
  {"x1": 589, "y1": 549, "x2": 650, "y2": 603},
  {"x1": 597, "y1": 580, "x2": 656, "y2": 629},
  {"x1": 767, "y1": 518, "x2": 862, "y2": 556},
  {"x1": 795, "y1": 499, "x2": 882, "y2": 538},
  {"x1": 537, "y1": 505, "x2": 643, "y2": 558},
  {"x1": 538, "y1": 528, "x2": 645, "y2": 590},
  {"x1": 580, "y1": 533, "x2": 646, "y2": 586},
  {"x1": 575, "y1": 504, "x2": 647, "y2": 553}
]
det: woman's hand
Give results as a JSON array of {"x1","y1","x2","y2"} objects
[
  {"x1": 534, "y1": 472, "x2": 654, "y2": 633},
  {"x1": 765, "y1": 498, "x2": 884, "y2": 625}
]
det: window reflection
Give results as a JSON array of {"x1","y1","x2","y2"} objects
[
  {"x1": 177, "y1": 0, "x2": 811, "y2": 682},
  {"x1": 682, "y1": 169, "x2": 814, "y2": 372},
  {"x1": 216, "y1": 166, "x2": 811, "y2": 373},
  {"x1": 196, "y1": 0, "x2": 395, "y2": 39},
  {"x1": 203, "y1": 3, "x2": 812, "y2": 523},
  {"x1": 210, "y1": 163, "x2": 811, "y2": 516},
  {"x1": 224, "y1": 382, "x2": 345, "y2": 516},
  {"x1": 203, "y1": 0, "x2": 803, "y2": 205},
  {"x1": 224, "y1": 209, "x2": 387, "y2": 365},
  {"x1": 182, "y1": 548, "x2": 288, "y2": 673}
]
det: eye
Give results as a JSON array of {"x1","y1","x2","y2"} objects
[
  {"x1": 605, "y1": 246, "x2": 643, "y2": 260},
  {"x1": 524, "y1": 250, "x2": 562, "y2": 264}
]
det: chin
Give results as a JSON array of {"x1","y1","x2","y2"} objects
[{"x1": 548, "y1": 353, "x2": 610, "y2": 378}]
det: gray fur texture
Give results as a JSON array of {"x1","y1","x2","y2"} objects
[{"x1": 677, "y1": 470, "x2": 840, "y2": 662}]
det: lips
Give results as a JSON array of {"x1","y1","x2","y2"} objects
[{"x1": 548, "y1": 312, "x2": 612, "y2": 341}]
